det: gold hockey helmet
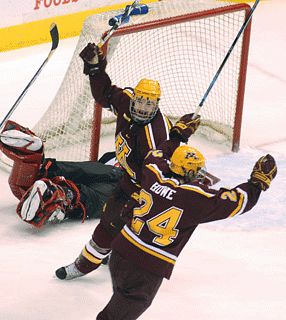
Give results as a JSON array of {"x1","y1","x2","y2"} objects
[
  {"x1": 170, "y1": 145, "x2": 206, "y2": 182},
  {"x1": 130, "y1": 79, "x2": 161, "y2": 124},
  {"x1": 134, "y1": 79, "x2": 161, "y2": 100}
]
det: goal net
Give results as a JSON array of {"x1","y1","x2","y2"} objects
[{"x1": 33, "y1": 0, "x2": 252, "y2": 161}]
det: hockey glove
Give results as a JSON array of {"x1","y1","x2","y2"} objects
[
  {"x1": 170, "y1": 113, "x2": 201, "y2": 143},
  {"x1": 250, "y1": 154, "x2": 277, "y2": 191},
  {"x1": 120, "y1": 192, "x2": 140, "y2": 223},
  {"x1": 79, "y1": 43, "x2": 107, "y2": 76}
]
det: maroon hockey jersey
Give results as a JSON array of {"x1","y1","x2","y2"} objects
[
  {"x1": 89, "y1": 72, "x2": 172, "y2": 194},
  {"x1": 112, "y1": 144, "x2": 262, "y2": 279}
]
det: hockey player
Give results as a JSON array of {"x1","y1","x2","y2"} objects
[
  {"x1": 54, "y1": 42, "x2": 201, "y2": 278},
  {"x1": 62, "y1": 138, "x2": 277, "y2": 319},
  {"x1": 0, "y1": 120, "x2": 123, "y2": 227}
]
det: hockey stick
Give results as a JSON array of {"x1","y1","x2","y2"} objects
[
  {"x1": 0, "y1": 23, "x2": 59, "y2": 130},
  {"x1": 205, "y1": 171, "x2": 220, "y2": 186},
  {"x1": 192, "y1": 0, "x2": 260, "y2": 118},
  {"x1": 97, "y1": 0, "x2": 141, "y2": 48},
  {"x1": 108, "y1": 4, "x2": 148, "y2": 27}
]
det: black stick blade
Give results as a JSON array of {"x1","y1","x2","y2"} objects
[{"x1": 50, "y1": 23, "x2": 59, "y2": 51}]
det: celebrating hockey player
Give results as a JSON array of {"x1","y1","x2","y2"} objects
[
  {"x1": 54, "y1": 42, "x2": 201, "y2": 279},
  {"x1": 0, "y1": 120, "x2": 123, "y2": 227},
  {"x1": 60, "y1": 135, "x2": 277, "y2": 319}
]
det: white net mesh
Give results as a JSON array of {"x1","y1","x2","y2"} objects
[{"x1": 33, "y1": 0, "x2": 250, "y2": 161}]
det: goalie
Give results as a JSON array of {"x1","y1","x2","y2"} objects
[{"x1": 0, "y1": 120, "x2": 123, "y2": 227}]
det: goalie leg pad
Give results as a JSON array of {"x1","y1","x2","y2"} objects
[
  {"x1": 17, "y1": 178, "x2": 70, "y2": 227},
  {"x1": 20, "y1": 179, "x2": 50, "y2": 222},
  {"x1": 0, "y1": 120, "x2": 43, "y2": 162},
  {"x1": 9, "y1": 160, "x2": 41, "y2": 199},
  {"x1": 1, "y1": 129, "x2": 42, "y2": 151},
  {"x1": 17, "y1": 177, "x2": 85, "y2": 228}
]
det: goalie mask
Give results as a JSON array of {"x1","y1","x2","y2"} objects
[
  {"x1": 130, "y1": 79, "x2": 161, "y2": 124},
  {"x1": 170, "y1": 145, "x2": 206, "y2": 183}
]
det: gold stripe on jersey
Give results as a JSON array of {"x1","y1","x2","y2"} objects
[
  {"x1": 82, "y1": 247, "x2": 102, "y2": 265},
  {"x1": 228, "y1": 188, "x2": 248, "y2": 217},
  {"x1": 123, "y1": 113, "x2": 131, "y2": 122},
  {"x1": 162, "y1": 114, "x2": 172, "y2": 140},
  {"x1": 145, "y1": 124, "x2": 156, "y2": 149},
  {"x1": 121, "y1": 227, "x2": 177, "y2": 265},
  {"x1": 123, "y1": 88, "x2": 134, "y2": 99},
  {"x1": 145, "y1": 114, "x2": 171, "y2": 149},
  {"x1": 164, "y1": 114, "x2": 172, "y2": 132},
  {"x1": 146, "y1": 163, "x2": 215, "y2": 198}
]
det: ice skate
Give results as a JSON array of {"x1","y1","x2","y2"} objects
[{"x1": 55, "y1": 262, "x2": 84, "y2": 280}]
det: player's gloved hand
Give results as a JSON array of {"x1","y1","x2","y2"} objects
[
  {"x1": 120, "y1": 192, "x2": 140, "y2": 223},
  {"x1": 79, "y1": 43, "x2": 107, "y2": 76},
  {"x1": 169, "y1": 113, "x2": 200, "y2": 143},
  {"x1": 250, "y1": 154, "x2": 277, "y2": 191}
]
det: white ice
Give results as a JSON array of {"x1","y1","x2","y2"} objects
[{"x1": 0, "y1": 1, "x2": 286, "y2": 319}]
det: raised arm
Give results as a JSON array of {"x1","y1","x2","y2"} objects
[{"x1": 79, "y1": 43, "x2": 123, "y2": 110}]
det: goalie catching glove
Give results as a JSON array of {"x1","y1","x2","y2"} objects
[
  {"x1": 250, "y1": 154, "x2": 277, "y2": 191},
  {"x1": 170, "y1": 113, "x2": 201, "y2": 143},
  {"x1": 79, "y1": 43, "x2": 107, "y2": 76}
]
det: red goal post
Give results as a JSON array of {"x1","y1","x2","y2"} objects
[{"x1": 33, "y1": 0, "x2": 252, "y2": 161}]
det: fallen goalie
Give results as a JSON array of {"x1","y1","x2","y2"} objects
[{"x1": 0, "y1": 120, "x2": 123, "y2": 227}]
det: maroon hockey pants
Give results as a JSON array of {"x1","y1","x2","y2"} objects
[
  {"x1": 96, "y1": 251, "x2": 163, "y2": 320},
  {"x1": 92, "y1": 184, "x2": 131, "y2": 247}
]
